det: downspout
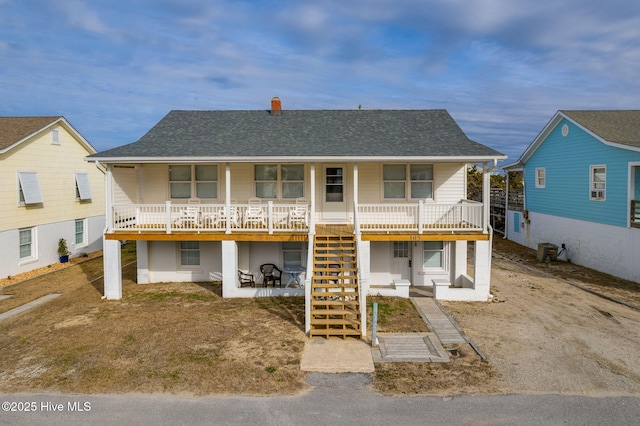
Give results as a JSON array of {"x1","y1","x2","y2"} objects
[{"x1": 305, "y1": 163, "x2": 316, "y2": 335}]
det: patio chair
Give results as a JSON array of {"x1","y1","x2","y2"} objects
[
  {"x1": 260, "y1": 263, "x2": 282, "y2": 287},
  {"x1": 244, "y1": 198, "x2": 266, "y2": 228},
  {"x1": 287, "y1": 198, "x2": 308, "y2": 228},
  {"x1": 174, "y1": 205, "x2": 202, "y2": 228},
  {"x1": 212, "y1": 205, "x2": 240, "y2": 229},
  {"x1": 238, "y1": 270, "x2": 255, "y2": 287}
]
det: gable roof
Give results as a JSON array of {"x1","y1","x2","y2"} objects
[
  {"x1": 560, "y1": 110, "x2": 640, "y2": 149},
  {"x1": 503, "y1": 110, "x2": 640, "y2": 170},
  {"x1": 0, "y1": 116, "x2": 96, "y2": 154},
  {"x1": 89, "y1": 109, "x2": 505, "y2": 163},
  {"x1": 0, "y1": 116, "x2": 62, "y2": 151}
]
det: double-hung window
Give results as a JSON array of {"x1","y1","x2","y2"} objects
[
  {"x1": 535, "y1": 168, "x2": 546, "y2": 188},
  {"x1": 383, "y1": 164, "x2": 433, "y2": 199},
  {"x1": 423, "y1": 241, "x2": 444, "y2": 269},
  {"x1": 75, "y1": 219, "x2": 87, "y2": 247},
  {"x1": 255, "y1": 164, "x2": 304, "y2": 199},
  {"x1": 169, "y1": 165, "x2": 218, "y2": 200},
  {"x1": 282, "y1": 242, "x2": 305, "y2": 269},
  {"x1": 19, "y1": 228, "x2": 36, "y2": 262},
  {"x1": 590, "y1": 165, "x2": 606, "y2": 200},
  {"x1": 179, "y1": 241, "x2": 200, "y2": 267}
]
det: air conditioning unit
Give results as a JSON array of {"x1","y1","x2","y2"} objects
[{"x1": 591, "y1": 190, "x2": 605, "y2": 200}]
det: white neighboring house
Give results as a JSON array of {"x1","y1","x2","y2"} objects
[
  {"x1": 503, "y1": 110, "x2": 640, "y2": 283},
  {"x1": 87, "y1": 99, "x2": 506, "y2": 338},
  {"x1": 0, "y1": 116, "x2": 105, "y2": 279}
]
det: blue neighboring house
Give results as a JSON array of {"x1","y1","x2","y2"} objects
[{"x1": 503, "y1": 110, "x2": 640, "y2": 283}]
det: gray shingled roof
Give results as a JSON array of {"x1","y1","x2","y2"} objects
[
  {"x1": 561, "y1": 110, "x2": 640, "y2": 149},
  {"x1": 90, "y1": 109, "x2": 505, "y2": 160},
  {"x1": 0, "y1": 116, "x2": 61, "y2": 151}
]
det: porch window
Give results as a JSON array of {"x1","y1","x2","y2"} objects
[
  {"x1": 423, "y1": 241, "x2": 444, "y2": 269},
  {"x1": 179, "y1": 241, "x2": 200, "y2": 266},
  {"x1": 169, "y1": 165, "x2": 217, "y2": 200},
  {"x1": 535, "y1": 168, "x2": 546, "y2": 188},
  {"x1": 255, "y1": 164, "x2": 304, "y2": 199},
  {"x1": 590, "y1": 165, "x2": 606, "y2": 200},
  {"x1": 383, "y1": 164, "x2": 433, "y2": 199},
  {"x1": 282, "y1": 242, "x2": 305, "y2": 268},
  {"x1": 75, "y1": 218, "x2": 87, "y2": 247},
  {"x1": 19, "y1": 228, "x2": 36, "y2": 261}
]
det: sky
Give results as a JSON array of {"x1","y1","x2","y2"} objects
[{"x1": 1, "y1": 0, "x2": 639, "y2": 164}]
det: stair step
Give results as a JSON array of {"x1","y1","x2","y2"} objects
[
  {"x1": 310, "y1": 318, "x2": 361, "y2": 326},
  {"x1": 312, "y1": 308, "x2": 360, "y2": 316},
  {"x1": 311, "y1": 299, "x2": 359, "y2": 306}
]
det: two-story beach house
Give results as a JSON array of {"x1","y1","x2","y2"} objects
[
  {"x1": 503, "y1": 110, "x2": 640, "y2": 283},
  {"x1": 0, "y1": 116, "x2": 105, "y2": 279},
  {"x1": 88, "y1": 99, "x2": 506, "y2": 338}
]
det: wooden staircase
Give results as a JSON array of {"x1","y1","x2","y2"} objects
[{"x1": 309, "y1": 225, "x2": 362, "y2": 339}]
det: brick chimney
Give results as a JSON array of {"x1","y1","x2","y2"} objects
[{"x1": 270, "y1": 97, "x2": 282, "y2": 115}]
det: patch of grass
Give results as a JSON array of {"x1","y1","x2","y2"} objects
[{"x1": 367, "y1": 296, "x2": 429, "y2": 332}]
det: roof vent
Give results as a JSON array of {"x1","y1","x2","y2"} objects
[{"x1": 270, "y1": 97, "x2": 282, "y2": 115}]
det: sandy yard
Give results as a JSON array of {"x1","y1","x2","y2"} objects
[{"x1": 440, "y1": 239, "x2": 640, "y2": 395}]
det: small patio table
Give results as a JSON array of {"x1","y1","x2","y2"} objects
[{"x1": 282, "y1": 266, "x2": 306, "y2": 288}]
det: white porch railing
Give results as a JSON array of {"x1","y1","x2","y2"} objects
[
  {"x1": 111, "y1": 201, "x2": 310, "y2": 234},
  {"x1": 357, "y1": 200, "x2": 483, "y2": 233},
  {"x1": 111, "y1": 199, "x2": 483, "y2": 234}
]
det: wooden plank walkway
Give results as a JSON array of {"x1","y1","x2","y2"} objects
[
  {"x1": 410, "y1": 297, "x2": 467, "y2": 345},
  {"x1": 372, "y1": 333, "x2": 449, "y2": 362}
]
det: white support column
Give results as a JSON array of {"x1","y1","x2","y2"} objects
[
  {"x1": 136, "y1": 241, "x2": 149, "y2": 284},
  {"x1": 221, "y1": 240, "x2": 238, "y2": 298},
  {"x1": 353, "y1": 163, "x2": 359, "y2": 234},
  {"x1": 453, "y1": 240, "x2": 467, "y2": 286},
  {"x1": 483, "y1": 162, "x2": 491, "y2": 233},
  {"x1": 309, "y1": 163, "x2": 316, "y2": 233},
  {"x1": 473, "y1": 239, "x2": 491, "y2": 300},
  {"x1": 105, "y1": 164, "x2": 114, "y2": 232},
  {"x1": 103, "y1": 238, "x2": 122, "y2": 300},
  {"x1": 225, "y1": 163, "x2": 231, "y2": 234}
]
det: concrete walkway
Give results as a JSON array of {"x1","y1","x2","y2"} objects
[
  {"x1": 301, "y1": 297, "x2": 468, "y2": 372},
  {"x1": 0, "y1": 293, "x2": 61, "y2": 321}
]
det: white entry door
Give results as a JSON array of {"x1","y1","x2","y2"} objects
[
  {"x1": 391, "y1": 241, "x2": 411, "y2": 280},
  {"x1": 321, "y1": 165, "x2": 348, "y2": 222}
]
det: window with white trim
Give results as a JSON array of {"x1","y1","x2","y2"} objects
[
  {"x1": 255, "y1": 164, "x2": 304, "y2": 199},
  {"x1": 17, "y1": 171, "x2": 44, "y2": 205},
  {"x1": 169, "y1": 165, "x2": 218, "y2": 200},
  {"x1": 179, "y1": 241, "x2": 200, "y2": 267},
  {"x1": 383, "y1": 164, "x2": 433, "y2": 199},
  {"x1": 51, "y1": 128, "x2": 60, "y2": 145},
  {"x1": 19, "y1": 227, "x2": 36, "y2": 261},
  {"x1": 535, "y1": 168, "x2": 546, "y2": 188},
  {"x1": 75, "y1": 218, "x2": 87, "y2": 247},
  {"x1": 423, "y1": 241, "x2": 444, "y2": 269},
  {"x1": 75, "y1": 172, "x2": 92, "y2": 200},
  {"x1": 282, "y1": 242, "x2": 305, "y2": 268},
  {"x1": 590, "y1": 165, "x2": 606, "y2": 200}
]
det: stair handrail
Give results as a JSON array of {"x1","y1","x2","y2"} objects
[{"x1": 355, "y1": 232, "x2": 367, "y2": 338}]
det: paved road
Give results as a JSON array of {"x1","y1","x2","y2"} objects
[{"x1": 1, "y1": 374, "x2": 638, "y2": 426}]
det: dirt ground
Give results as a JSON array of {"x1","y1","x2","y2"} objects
[
  {"x1": 1, "y1": 239, "x2": 639, "y2": 396},
  {"x1": 439, "y1": 237, "x2": 640, "y2": 395}
]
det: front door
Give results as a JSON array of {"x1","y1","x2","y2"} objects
[
  {"x1": 391, "y1": 241, "x2": 411, "y2": 281},
  {"x1": 321, "y1": 165, "x2": 348, "y2": 222}
]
